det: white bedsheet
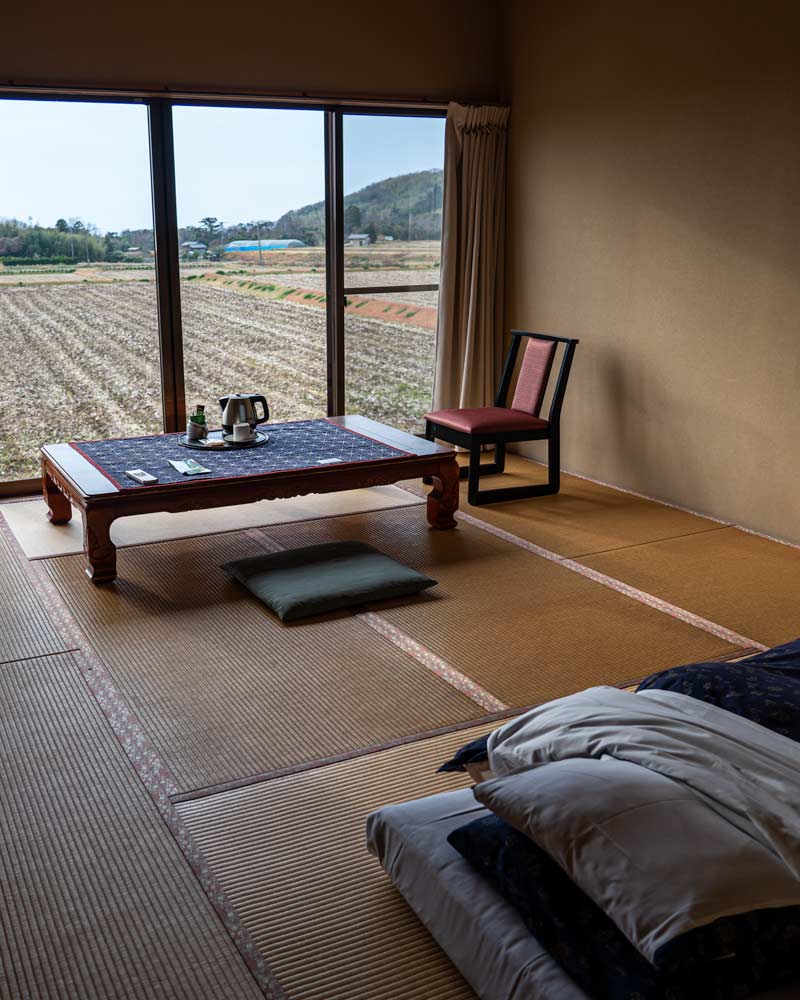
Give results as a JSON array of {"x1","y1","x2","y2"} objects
[{"x1": 366, "y1": 787, "x2": 588, "y2": 1000}]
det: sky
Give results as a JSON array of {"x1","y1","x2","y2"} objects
[{"x1": 0, "y1": 99, "x2": 445, "y2": 233}]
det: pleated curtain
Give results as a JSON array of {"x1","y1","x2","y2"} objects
[{"x1": 432, "y1": 102, "x2": 510, "y2": 412}]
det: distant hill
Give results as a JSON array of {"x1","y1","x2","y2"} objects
[
  {"x1": 0, "y1": 169, "x2": 444, "y2": 261},
  {"x1": 274, "y1": 168, "x2": 443, "y2": 245}
]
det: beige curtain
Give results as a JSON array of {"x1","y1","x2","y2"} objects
[{"x1": 432, "y1": 102, "x2": 510, "y2": 412}]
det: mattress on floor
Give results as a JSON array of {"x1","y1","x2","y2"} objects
[
  {"x1": 366, "y1": 787, "x2": 587, "y2": 1000},
  {"x1": 366, "y1": 788, "x2": 800, "y2": 1000}
]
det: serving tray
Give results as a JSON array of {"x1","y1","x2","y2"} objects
[{"x1": 178, "y1": 429, "x2": 270, "y2": 451}]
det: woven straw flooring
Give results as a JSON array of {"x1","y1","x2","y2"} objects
[
  {"x1": 0, "y1": 527, "x2": 70, "y2": 664},
  {"x1": 579, "y1": 527, "x2": 800, "y2": 647},
  {"x1": 43, "y1": 528, "x2": 482, "y2": 794},
  {"x1": 0, "y1": 649, "x2": 263, "y2": 1000},
  {"x1": 264, "y1": 507, "x2": 739, "y2": 706},
  {"x1": 5, "y1": 459, "x2": 798, "y2": 1000},
  {"x1": 176, "y1": 724, "x2": 503, "y2": 1000},
  {"x1": 406, "y1": 453, "x2": 723, "y2": 558}
]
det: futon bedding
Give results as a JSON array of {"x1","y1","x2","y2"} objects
[
  {"x1": 448, "y1": 813, "x2": 800, "y2": 999},
  {"x1": 367, "y1": 789, "x2": 800, "y2": 1000},
  {"x1": 369, "y1": 642, "x2": 800, "y2": 998}
]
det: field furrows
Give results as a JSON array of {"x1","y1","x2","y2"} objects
[
  {"x1": 0, "y1": 281, "x2": 433, "y2": 482},
  {"x1": 181, "y1": 285, "x2": 327, "y2": 419}
]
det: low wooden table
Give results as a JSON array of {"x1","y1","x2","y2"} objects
[{"x1": 40, "y1": 415, "x2": 459, "y2": 584}]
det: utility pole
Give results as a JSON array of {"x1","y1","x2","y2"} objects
[{"x1": 256, "y1": 221, "x2": 263, "y2": 265}]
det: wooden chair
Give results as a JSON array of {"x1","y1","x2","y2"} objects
[{"x1": 424, "y1": 331, "x2": 579, "y2": 505}]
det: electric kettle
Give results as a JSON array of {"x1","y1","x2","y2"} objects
[{"x1": 219, "y1": 393, "x2": 270, "y2": 435}]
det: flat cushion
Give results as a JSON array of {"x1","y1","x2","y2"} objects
[
  {"x1": 222, "y1": 540, "x2": 436, "y2": 621},
  {"x1": 425, "y1": 407, "x2": 549, "y2": 435}
]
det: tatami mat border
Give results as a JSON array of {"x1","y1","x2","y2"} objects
[
  {"x1": 356, "y1": 611, "x2": 508, "y2": 711},
  {"x1": 0, "y1": 513, "x2": 286, "y2": 1000},
  {"x1": 170, "y1": 707, "x2": 523, "y2": 804},
  {"x1": 400, "y1": 484, "x2": 767, "y2": 653},
  {"x1": 250, "y1": 524, "x2": 509, "y2": 715},
  {"x1": 172, "y1": 647, "x2": 757, "y2": 806}
]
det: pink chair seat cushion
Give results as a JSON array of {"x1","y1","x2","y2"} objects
[{"x1": 425, "y1": 407, "x2": 549, "y2": 435}]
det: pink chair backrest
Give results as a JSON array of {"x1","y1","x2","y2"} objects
[{"x1": 510, "y1": 337, "x2": 557, "y2": 415}]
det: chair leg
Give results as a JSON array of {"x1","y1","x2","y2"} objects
[
  {"x1": 458, "y1": 440, "x2": 506, "y2": 480},
  {"x1": 547, "y1": 431, "x2": 560, "y2": 494},
  {"x1": 467, "y1": 444, "x2": 482, "y2": 506},
  {"x1": 468, "y1": 434, "x2": 560, "y2": 505}
]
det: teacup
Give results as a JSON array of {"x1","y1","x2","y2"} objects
[
  {"x1": 186, "y1": 419, "x2": 207, "y2": 441},
  {"x1": 232, "y1": 422, "x2": 254, "y2": 442}
]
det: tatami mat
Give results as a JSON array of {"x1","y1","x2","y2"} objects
[
  {"x1": 0, "y1": 650, "x2": 263, "y2": 1000},
  {"x1": 43, "y1": 529, "x2": 483, "y2": 794},
  {"x1": 176, "y1": 724, "x2": 501, "y2": 1000},
  {"x1": 405, "y1": 454, "x2": 724, "y2": 558},
  {"x1": 4, "y1": 485, "x2": 421, "y2": 559},
  {"x1": 579, "y1": 527, "x2": 800, "y2": 648},
  {"x1": 0, "y1": 525, "x2": 70, "y2": 664},
  {"x1": 263, "y1": 507, "x2": 740, "y2": 707}
]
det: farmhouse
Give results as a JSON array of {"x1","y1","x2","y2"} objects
[
  {"x1": 3, "y1": 3, "x2": 800, "y2": 1000},
  {"x1": 180, "y1": 240, "x2": 207, "y2": 254}
]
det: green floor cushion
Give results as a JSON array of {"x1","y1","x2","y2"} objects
[{"x1": 222, "y1": 540, "x2": 437, "y2": 622}]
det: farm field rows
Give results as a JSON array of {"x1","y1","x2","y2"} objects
[{"x1": 0, "y1": 280, "x2": 434, "y2": 482}]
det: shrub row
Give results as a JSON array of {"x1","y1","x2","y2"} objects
[{"x1": 1, "y1": 255, "x2": 78, "y2": 267}]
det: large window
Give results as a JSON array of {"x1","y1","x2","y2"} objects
[
  {"x1": 0, "y1": 99, "x2": 161, "y2": 483},
  {"x1": 0, "y1": 95, "x2": 445, "y2": 489}
]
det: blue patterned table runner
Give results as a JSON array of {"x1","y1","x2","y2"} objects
[{"x1": 71, "y1": 419, "x2": 411, "y2": 490}]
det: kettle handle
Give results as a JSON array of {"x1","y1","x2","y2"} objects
[{"x1": 251, "y1": 395, "x2": 269, "y2": 424}]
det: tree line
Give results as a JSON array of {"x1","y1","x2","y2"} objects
[{"x1": 0, "y1": 218, "x2": 145, "y2": 264}]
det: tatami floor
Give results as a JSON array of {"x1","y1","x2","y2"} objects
[{"x1": 1, "y1": 455, "x2": 799, "y2": 999}]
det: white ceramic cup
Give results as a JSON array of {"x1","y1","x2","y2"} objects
[
  {"x1": 233, "y1": 422, "x2": 253, "y2": 442},
  {"x1": 186, "y1": 419, "x2": 206, "y2": 441}
]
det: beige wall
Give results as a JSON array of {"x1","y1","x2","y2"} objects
[
  {"x1": 3, "y1": 0, "x2": 501, "y2": 103},
  {"x1": 504, "y1": 1, "x2": 800, "y2": 542}
]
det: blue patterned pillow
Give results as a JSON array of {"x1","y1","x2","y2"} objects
[{"x1": 637, "y1": 637, "x2": 800, "y2": 742}]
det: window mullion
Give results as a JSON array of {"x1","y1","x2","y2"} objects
[
  {"x1": 148, "y1": 99, "x2": 186, "y2": 432},
  {"x1": 324, "y1": 110, "x2": 346, "y2": 417}
]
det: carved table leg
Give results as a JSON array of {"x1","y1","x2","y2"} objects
[
  {"x1": 41, "y1": 460, "x2": 72, "y2": 524},
  {"x1": 426, "y1": 456, "x2": 459, "y2": 530},
  {"x1": 82, "y1": 509, "x2": 117, "y2": 583}
]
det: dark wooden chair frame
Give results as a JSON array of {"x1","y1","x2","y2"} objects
[{"x1": 425, "y1": 331, "x2": 579, "y2": 505}]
